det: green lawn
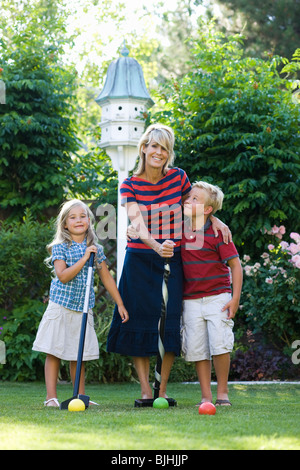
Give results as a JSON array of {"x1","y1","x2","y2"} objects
[{"x1": 0, "y1": 382, "x2": 299, "y2": 450}]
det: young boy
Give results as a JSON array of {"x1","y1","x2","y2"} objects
[{"x1": 181, "y1": 181, "x2": 243, "y2": 406}]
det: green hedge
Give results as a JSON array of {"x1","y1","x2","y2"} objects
[{"x1": 1, "y1": 213, "x2": 299, "y2": 382}]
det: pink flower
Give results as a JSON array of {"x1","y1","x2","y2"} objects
[
  {"x1": 289, "y1": 243, "x2": 300, "y2": 255},
  {"x1": 265, "y1": 277, "x2": 273, "y2": 284},
  {"x1": 244, "y1": 265, "x2": 253, "y2": 276},
  {"x1": 280, "y1": 241, "x2": 289, "y2": 250},
  {"x1": 290, "y1": 232, "x2": 300, "y2": 243},
  {"x1": 268, "y1": 244, "x2": 275, "y2": 250},
  {"x1": 291, "y1": 255, "x2": 300, "y2": 268},
  {"x1": 270, "y1": 225, "x2": 285, "y2": 239},
  {"x1": 279, "y1": 225, "x2": 286, "y2": 235}
]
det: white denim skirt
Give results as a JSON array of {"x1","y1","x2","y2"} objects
[{"x1": 32, "y1": 301, "x2": 99, "y2": 361}]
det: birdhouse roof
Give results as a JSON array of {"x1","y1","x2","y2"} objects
[{"x1": 95, "y1": 43, "x2": 154, "y2": 106}]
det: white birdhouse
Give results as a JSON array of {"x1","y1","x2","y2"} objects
[{"x1": 96, "y1": 43, "x2": 154, "y2": 282}]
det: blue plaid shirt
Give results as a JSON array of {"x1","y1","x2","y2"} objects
[{"x1": 49, "y1": 240, "x2": 106, "y2": 312}]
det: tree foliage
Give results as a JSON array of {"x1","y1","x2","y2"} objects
[
  {"x1": 153, "y1": 22, "x2": 300, "y2": 258},
  {"x1": 201, "y1": 0, "x2": 300, "y2": 61},
  {"x1": 0, "y1": 0, "x2": 80, "y2": 219}
]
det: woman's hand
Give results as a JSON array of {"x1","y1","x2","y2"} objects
[
  {"x1": 126, "y1": 224, "x2": 139, "y2": 241},
  {"x1": 118, "y1": 304, "x2": 129, "y2": 323},
  {"x1": 156, "y1": 240, "x2": 175, "y2": 258},
  {"x1": 210, "y1": 216, "x2": 232, "y2": 244}
]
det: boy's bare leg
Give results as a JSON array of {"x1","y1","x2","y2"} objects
[
  {"x1": 195, "y1": 359, "x2": 212, "y2": 402},
  {"x1": 213, "y1": 352, "x2": 231, "y2": 403}
]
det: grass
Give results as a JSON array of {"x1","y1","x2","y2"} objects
[{"x1": 0, "y1": 381, "x2": 299, "y2": 450}]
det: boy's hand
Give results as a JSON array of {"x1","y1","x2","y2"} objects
[
  {"x1": 118, "y1": 304, "x2": 129, "y2": 323},
  {"x1": 222, "y1": 298, "x2": 239, "y2": 319}
]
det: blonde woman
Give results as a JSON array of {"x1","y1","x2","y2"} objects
[
  {"x1": 33, "y1": 199, "x2": 128, "y2": 407},
  {"x1": 107, "y1": 124, "x2": 230, "y2": 400}
]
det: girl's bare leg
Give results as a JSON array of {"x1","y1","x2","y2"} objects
[
  {"x1": 45, "y1": 354, "x2": 60, "y2": 405},
  {"x1": 70, "y1": 361, "x2": 85, "y2": 395}
]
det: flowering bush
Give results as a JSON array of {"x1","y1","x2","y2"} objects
[{"x1": 240, "y1": 225, "x2": 300, "y2": 351}]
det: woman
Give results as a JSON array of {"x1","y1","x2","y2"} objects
[{"x1": 107, "y1": 123, "x2": 230, "y2": 399}]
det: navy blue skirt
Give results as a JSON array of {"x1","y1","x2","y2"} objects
[{"x1": 106, "y1": 250, "x2": 183, "y2": 357}]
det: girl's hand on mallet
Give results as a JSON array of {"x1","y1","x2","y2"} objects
[{"x1": 83, "y1": 245, "x2": 97, "y2": 262}]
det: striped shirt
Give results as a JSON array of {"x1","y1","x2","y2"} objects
[
  {"x1": 49, "y1": 240, "x2": 106, "y2": 311},
  {"x1": 120, "y1": 167, "x2": 191, "y2": 252},
  {"x1": 181, "y1": 219, "x2": 239, "y2": 299}
]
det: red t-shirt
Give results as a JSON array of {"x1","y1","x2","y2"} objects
[{"x1": 181, "y1": 219, "x2": 239, "y2": 299}]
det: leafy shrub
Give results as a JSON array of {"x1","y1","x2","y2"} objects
[
  {"x1": 0, "y1": 299, "x2": 46, "y2": 381},
  {"x1": 1, "y1": 214, "x2": 298, "y2": 382},
  {"x1": 0, "y1": 1, "x2": 80, "y2": 219},
  {"x1": 0, "y1": 211, "x2": 53, "y2": 311},
  {"x1": 231, "y1": 339, "x2": 292, "y2": 381},
  {"x1": 240, "y1": 225, "x2": 300, "y2": 350},
  {"x1": 153, "y1": 23, "x2": 300, "y2": 259}
]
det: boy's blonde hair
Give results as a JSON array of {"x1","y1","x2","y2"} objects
[
  {"x1": 135, "y1": 123, "x2": 175, "y2": 176},
  {"x1": 192, "y1": 181, "x2": 224, "y2": 214},
  {"x1": 45, "y1": 199, "x2": 98, "y2": 267}
]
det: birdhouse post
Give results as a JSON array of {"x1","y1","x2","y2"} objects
[{"x1": 96, "y1": 43, "x2": 154, "y2": 283}]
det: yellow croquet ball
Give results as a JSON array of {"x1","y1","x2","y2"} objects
[{"x1": 68, "y1": 398, "x2": 86, "y2": 412}]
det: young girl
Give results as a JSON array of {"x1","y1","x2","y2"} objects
[{"x1": 33, "y1": 199, "x2": 128, "y2": 407}]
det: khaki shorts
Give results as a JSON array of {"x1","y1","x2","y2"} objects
[{"x1": 181, "y1": 293, "x2": 234, "y2": 361}]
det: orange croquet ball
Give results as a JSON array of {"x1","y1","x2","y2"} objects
[{"x1": 198, "y1": 402, "x2": 216, "y2": 415}]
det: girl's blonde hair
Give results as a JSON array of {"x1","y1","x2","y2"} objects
[
  {"x1": 45, "y1": 199, "x2": 98, "y2": 267},
  {"x1": 192, "y1": 181, "x2": 224, "y2": 214},
  {"x1": 135, "y1": 123, "x2": 175, "y2": 176}
]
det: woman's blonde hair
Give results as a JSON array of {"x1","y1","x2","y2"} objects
[
  {"x1": 192, "y1": 181, "x2": 224, "y2": 214},
  {"x1": 45, "y1": 199, "x2": 98, "y2": 267},
  {"x1": 135, "y1": 123, "x2": 175, "y2": 176}
]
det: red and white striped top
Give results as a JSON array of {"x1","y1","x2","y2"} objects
[{"x1": 120, "y1": 167, "x2": 191, "y2": 252}]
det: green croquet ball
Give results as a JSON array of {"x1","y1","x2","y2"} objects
[
  {"x1": 68, "y1": 398, "x2": 85, "y2": 412},
  {"x1": 153, "y1": 397, "x2": 169, "y2": 409}
]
